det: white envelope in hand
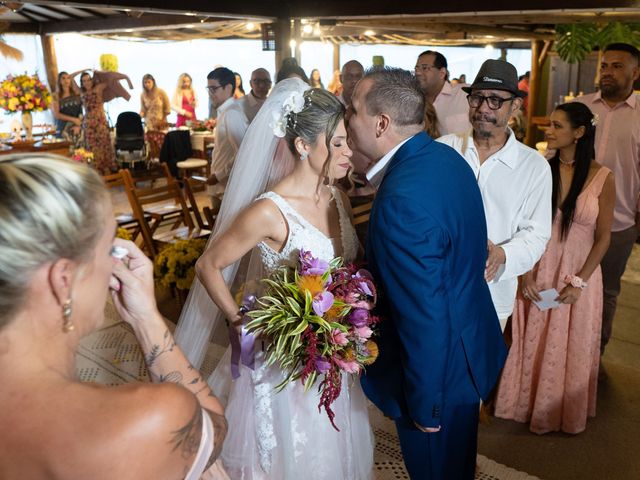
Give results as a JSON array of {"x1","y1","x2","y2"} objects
[{"x1": 532, "y1": 288, "x2": 562, "y2": 311}]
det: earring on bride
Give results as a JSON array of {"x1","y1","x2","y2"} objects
[
  {"x1": 62, "y1": 298, "x2": 74, "y2": 332},
  {"x1": 300, "y1": 151, "x2": 308, "y2": 161}
]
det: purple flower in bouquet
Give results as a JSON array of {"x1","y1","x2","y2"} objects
[
  {"x1": 299, "y1": 249, "x2": 330, "y2": 277},
  {"x1": 313, "y1": 291, "x2": 334, "y2": 317},
  {"x1": 348, "y1": 308, "x2": 370, "y2": 327},
  {"x1": 315, "y1": 356, "x2": 331, "y2": 374}
]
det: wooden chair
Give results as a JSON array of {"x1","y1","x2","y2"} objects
[
  {"x1": 102, "y1": 170, "x2": 145, "y2": 241},
  {"x1": 183, "y1": 175, "x2": 216, "y2": 230},
  {"x1": 352, "y1": 201, "x2": 373, "y2": 226},
  {"x1": 122, "y1": 163, "x2": 211, "y2": 258}
]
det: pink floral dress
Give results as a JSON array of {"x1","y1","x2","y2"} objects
[
  {"x1": 82, "y1": 89, "x2": 116, "y2": 175},
  {"x1": 495, "y1": 166, "x2": 611, "y2": 434}
]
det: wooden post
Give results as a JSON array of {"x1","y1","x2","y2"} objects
[
  {"x1": 40, "y1": 34, "x2": 58, "y2": 90},
  {"x1": 292, "y1": 19, "x2": 301, "y2": 63},
  {"x1": 333, "y1": 43, "x2": 340, "y2": 72},
  {"x1": 525, "y1": 40, "x2": 543, "y2": 147},
  {"x1": 274, "y1": 18, "x2": 291, "y2": 75}
]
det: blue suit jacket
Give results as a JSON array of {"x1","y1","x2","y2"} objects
[{"x1": 361, "y1": 132, "x2": 507, "y2": 428}]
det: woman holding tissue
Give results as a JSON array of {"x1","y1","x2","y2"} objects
[
  {"x1": 495, "y1": 102, "x2": 615, "y2": 434},
  {"x1": 0, "y1": 154, "x2": 228, "y2": 479}
]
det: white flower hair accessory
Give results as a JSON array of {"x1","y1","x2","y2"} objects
[
  {"x1": 591, "y1": 113, "x2": 599, "y2": 127},
  {"x1": 270, "y1": 91, "x2": 306, "y2": 138}
]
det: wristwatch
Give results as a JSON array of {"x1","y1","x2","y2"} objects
[{"x1": 565, "y1": 274, "x2": 587, "y2": 289}]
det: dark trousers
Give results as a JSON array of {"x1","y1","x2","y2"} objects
[
  {"x1": 601, "y1": 225, "x2": 638, "y2": 354},
  {"x1": 395, "y1": 403, "x2": 479, "y2": 480}
]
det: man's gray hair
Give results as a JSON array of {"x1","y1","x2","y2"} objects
[{"x1": 363, "y1": 67, "x2": 425, "y2": 128}]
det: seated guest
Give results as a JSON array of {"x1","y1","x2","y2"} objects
[
  {"x1": 495, "y1": 103, "x2": 615, "y2": 434},
  {"x1": 0, "y1": 154, "x2": 228, "y2": 479},
  {"x1": 172, "y1": 73, "x2": 198, "y2": 128}
]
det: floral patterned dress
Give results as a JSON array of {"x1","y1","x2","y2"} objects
[{"x1": 82, "y1": 89, "x2": 115, "y2": 175}]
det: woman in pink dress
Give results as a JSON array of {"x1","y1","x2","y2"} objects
[
  {"x1": 172, "y1": 73, "x2": 198, "y2": 128},
  {"x1": 495, "y1": 102, "x2": 615, "y2": 434}
]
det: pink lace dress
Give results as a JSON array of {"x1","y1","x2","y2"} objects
[{"x1": 495, "y1": 166, "x2": 611, "y2": 434}]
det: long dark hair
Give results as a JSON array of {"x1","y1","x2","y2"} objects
[{"x1": 550, "y1": 102, "x2": 596, "y2": 239}]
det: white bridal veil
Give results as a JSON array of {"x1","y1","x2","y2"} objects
[{"x1": 174, "y1": 78, "x2": 310, "y2": 375}]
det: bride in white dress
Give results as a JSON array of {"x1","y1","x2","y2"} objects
[{"x1": 175, "y1": 80, "x2": 374, "y2": 479}]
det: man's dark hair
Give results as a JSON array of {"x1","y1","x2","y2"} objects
[
  {"x1": 362, "y1": 67, "x2": 425, "y2": 128},
  {"x1": 604, "y1": 43, "x2": 640, "y2": 65},
  {"x1": 207, "y1": 67, "x2": 236, "y2": 90},
  {"x1": 276, "y1": 57, "x2": 310, "y2": 84},
  {"x1": 418, "y1": 50, "x2": 448, "y2": 70}
]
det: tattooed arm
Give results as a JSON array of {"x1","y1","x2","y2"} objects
[{"x1": 109, "y1": 239, "x2": 227, "y2": 465}]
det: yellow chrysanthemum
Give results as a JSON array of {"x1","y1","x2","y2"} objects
[
  {"x1": 297, "y1": 274, "x2": 325, "y2": 298},
  {"x1": 343, "y1": 347, "x2": 357, "y2": 362},
  {"x1": 362, "y1": 340, "x2": 379, "y2": 365}
]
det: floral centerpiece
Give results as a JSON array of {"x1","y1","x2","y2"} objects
[
  {"x1": 187, "y1": 118, "x2": 216, "y2": 132},
  {"x1": 71, "y1": 148, "x2": 94, "y2": 165},
  {"x1": 245, "y1": 250, "x2": 379, "y2": 429},
  {"x1": 153, "y1": 239, "x2": 207, "y2": 291},
  {"x1": 0, "y1": 73, "x2": 51, "y2": 114}
]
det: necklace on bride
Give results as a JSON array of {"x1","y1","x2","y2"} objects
[{"x1": 559, "y1": 156, "x2": 575, "y2": 166}]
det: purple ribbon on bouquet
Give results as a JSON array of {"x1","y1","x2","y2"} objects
[{"x1": 229, "y1": 294, "x2": 257, "y2": 379}]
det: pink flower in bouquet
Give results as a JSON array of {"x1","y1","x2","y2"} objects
[
  {"x1": 334, "y1": 357, "x2": 361, "y2": 374},
  {"x1": 299, "y1": 249, "x2": 330, "y2": 276},
  {"x1": 331, "y1": 328, "x2": 349, "y2": 346},
  {"x1": 313, "y1": 291, "x2": 334, "y2": 317},
  {"x1": 354, "y1": 326, "x2": 373, "y2": 340}
]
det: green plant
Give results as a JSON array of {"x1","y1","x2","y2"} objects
[{"x1": 554, "y1": 22, "x2": 640, "y2": 64}]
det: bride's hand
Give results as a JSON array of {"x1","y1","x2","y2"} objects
[{"x1": 109, "y1": 239, "x2": 161, "y2": 327}]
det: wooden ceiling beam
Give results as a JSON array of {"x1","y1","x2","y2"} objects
[
  {"x1": 36, "y1": 4, "x2": 85, "y2": 20},
  {"x1": 21, "y1": 6, "x2": 60, "y2": 22}
]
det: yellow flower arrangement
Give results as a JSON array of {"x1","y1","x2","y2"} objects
[
  {"x1": 115, "y1": 227, "x2": 132, "y2": 241},
  {"x1": 71, "y1": 148, "x2": 94, "y2": 164},
  {"x1": 0, "y1": 73, "x2": 52, "y2": 113},
  {"x1": 154, "y1": 239, "x2": 206, "y2": 290}
]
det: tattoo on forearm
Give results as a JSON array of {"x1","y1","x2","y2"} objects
[
  {"x1": 170, "y1": 401, "x2": 202, "y2": 460},
  {"x1": 157, "y1": 371, "x2": 183, "y2": 383},
  {"x1": 145, "y1": 330, "x2": 176, "y2": 368}
]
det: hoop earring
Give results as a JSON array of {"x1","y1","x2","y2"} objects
[
  {"x1": 62, "y1": 299, "x2": 74, "y2": 333},
  {"x1": 300, "y1": 151, "x2": 308, "y2": 161}
]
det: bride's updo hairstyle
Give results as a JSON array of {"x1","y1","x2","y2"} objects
[
  {"x1": 284, "y1": 88, "x2": 345, "y2": 185},
  {"x1": 0, "y1": 154, "x2": 109, "y2": 327}
]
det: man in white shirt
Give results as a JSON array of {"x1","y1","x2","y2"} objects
[
  {"x1": 238, "y1": 68, "x2": 271, "y2": 123},
  {"x1": 438, "y1": 59, "x2": 552, "y2": 330},
  {"x1": 414, "y1": 50, "x2": 471, "y2": 136},
  {"x1": 205, "y1": 67, "x2": 249, "y2": 212}
]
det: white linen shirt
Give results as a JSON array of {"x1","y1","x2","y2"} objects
[
  {"x1": 366, "y1": 136, "x2": 413, "y2": 188},
  {"x1": 208, "y1": 97, "x2": 249, "y2": 198},
  {"x1": 438, "y1": 129, "x2": 552, "y2": 318}
]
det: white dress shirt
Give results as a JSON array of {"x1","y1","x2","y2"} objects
[
  {"x1": 433, "y1": 82, "x2": 471, "y2": 136},
  {"x1": 438, "y1": 129, "x2": 552, "y2": 318},
  {"x1": 366, "y1": 136, "x2": 413, "y2": 188},
  {"x1": 208, "y1": 97, "x2": 249, "y2": 198},
  {"x1": 238, "y1": 91, "x2": 266, "y2": 124}
]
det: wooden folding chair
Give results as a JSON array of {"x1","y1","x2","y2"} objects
[
  {"x1": 122, "y1": 163, "x2": 211, "y2": 258},
  {"x1": 183, "y1": 175, "x2": 216, "y2": 230},
  {"x1": 102, "y1": 170, "x2": 145, "y2": 241}
]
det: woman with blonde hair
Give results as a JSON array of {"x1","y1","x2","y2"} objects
[
  {"x1": 173, "y1": 73, "x2": 198, "y2": 128},
  {"x1": 0, "y1": 154, "x2": 228, "y2": 479},
  {"x1": 140, "y1": 73, "x2": 171, "y2": 130}
]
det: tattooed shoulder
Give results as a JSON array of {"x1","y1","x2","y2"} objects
[{"x1": 169, "y1": 399, "x2": 202, "y2": 461}]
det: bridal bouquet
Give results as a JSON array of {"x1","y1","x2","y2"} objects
[{"x1": 246, "y1": 249, "x2": 379, "y2": 429}]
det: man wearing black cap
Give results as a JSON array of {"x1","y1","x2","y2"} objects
[
  {"x1": 438, "y1": 59, "x2": 552, "y2": 331},
  {"x1": 414, "y1": 50, "x2": 471, "y2": 136}
]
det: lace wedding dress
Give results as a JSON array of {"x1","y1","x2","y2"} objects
[{"x1": 209, "y1": 188, "x2": 374, "y2": 480}]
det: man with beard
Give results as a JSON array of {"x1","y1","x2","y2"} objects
[
  {"x1": 438, "y1": 59, "x2": 552, "y2": 331},
  {"x1": 576, "y1": 43, "x2": 640, "y2": 359}
]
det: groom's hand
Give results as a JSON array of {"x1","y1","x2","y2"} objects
[{"x1": 414, "y1": 421, "x2": 441, "y2": 433}]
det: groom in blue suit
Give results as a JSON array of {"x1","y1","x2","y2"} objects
[{"x1": 348, "y1": 68, "x2": 507, "y2": 479}]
